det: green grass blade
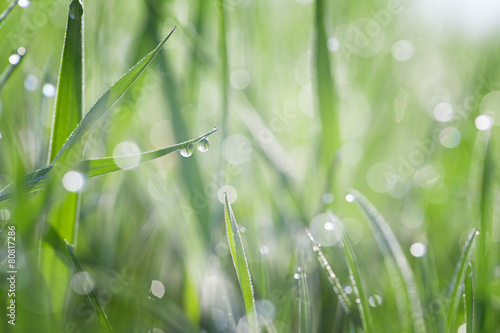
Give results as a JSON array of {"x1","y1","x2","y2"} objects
[
  {"x1": 0, "y1": 47, "x2": 26, "y2": 91},
  {"x1": 77, "y1": 127, "x2": 219, "y2": 177},
  {"x1": 445, "y1": 228, "x2": 478, "y2": 332},
  {"x1": 350, "y1": 189, "x2": 426, "y2": 333},
  {"x1": 224, "y1": 193, "x2": 258, "y2": 331},
  {"x1": 48, "y1": 0, "x2": 84, "y2": 161},
  {"x1": 0, "y1": 128, "x2": 218, "y2": 201},
  {"x1": 51, "y1": 26, "x2": 177, "y2": 164},
  {"x1": 306, "y1": 229, "x2": 352, "y2": 314},
  {"x1": 0, "y1": 0, "x2": 18, "y2": 26},
  {"x1": 464, "y1": 264, "x2": 474, "y2": 333},
  {"x1": 340, "y1": 231, "x2": 374, "y2": 333},
  {"x1": 64, "y1": 240, "x2": 113, "y2": 333},
  {"x1": 216, "y1": 0, "x2": 229, "y2": 139},
  {"x1": 297, "y1": 267, "x2": 311, "y2": 333},
  {"x1": 470, "y1": 131, "x2": 495, "y2": 332},
  {"x1": 314, "y1": 0, "x2": 338, "y2": 181}
]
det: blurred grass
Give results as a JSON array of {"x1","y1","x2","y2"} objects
[{"x1": 0, "y1": 0, "x2": 499, "y2": 332}]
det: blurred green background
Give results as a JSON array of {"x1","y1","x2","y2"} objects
[{"x1": 0, "y1": 0, "x2": 499, "y2": 332}]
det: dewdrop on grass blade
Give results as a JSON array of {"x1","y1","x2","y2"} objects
[
  {"x1": 197, "y1": 137, "x2": 210, "y2": 152},
  {"x1": 475, "y1": 114, "x2": 493, "y2": 131},
  {"x1": 18, "y1": 0, "x2": 30, "y2": 8},
  {"x1": 179, "y1": 143, "x2": 194, "y2": 157},
  {"x1": 345, "y1": 193, "x2": 355, "y2": 202}
]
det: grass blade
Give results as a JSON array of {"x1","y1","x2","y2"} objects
[
  {"x1": 314, "y1": 0, "x2": 339, "y2": 184},
  {"x1": 0, "y1": 0, "x2": 18, "y2": 26},
  {"x1": 48, "y1": 0, "x2": 84, "y2": 161},
  {"x1": 64, "y1": 240, "x2": 113, "y2": 332},
  {"x1": 0, "y1": 47, "x2": 26, "y2": 91},
  {"x1": 445, "y1": 228, "x2": 478, "y2": 331},
  {"x1": 340, "y1": 231, "x2": 374, "y2": 332},
  {"x1": 297, "y1": 267, "x2": 311, "y2": 333},
  {"x1": 306, "y1": 229, "x2": 352, "y2": 314},
  {"x1": 0, "y1": 128, "x2": 219, "y2": 201},
  {"x1": 469, "y1": 131, "x2": 495, "y2": 332},
  {"x1": 51, "y1": 26, "x2": 177, "y2": 164},
  {"x1": 216, "y1": 0, "x2": 229, "y2": 139},
  {"x1": 350, "y1": 189, "x2": 426, "y2": 333},
  {"x1": 224, "y1": 193, "x2": 258, "y2": 331},
  {"x1": 464, "y1": 264, "x2": 474, "y2": 333}
]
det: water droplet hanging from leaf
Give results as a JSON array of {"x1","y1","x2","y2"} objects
[
  {"x1": 180, "y1": 144, "x2": 194, "y2": 157},
  {"x1": 197, "y1": 137, "x2": 210, "y2": 152}
]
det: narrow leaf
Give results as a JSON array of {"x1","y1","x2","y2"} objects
[
  {"x1": 51, "y1": 26, "x2": 177, "y2": 164},
  {"x1": 314, "y1": 0, "x2": 338, "y2": 182},
  {"x1": 470, "y1": 131, "x2": 495, "y2": 333},
  {"x1": 0, "y1": 47, "x2": 26, "y2": 91},
  {"x1": 306, "y1": 229, "x2": 352, "y2": 314},
  {"x1": 48, "y1": 0, "x2": 84, "y2": 161},
  {"x1": 0, "y1": 0, "x2": 18, "y2": 26},
  {"x1": 65, "y1": 240, "x2": 113, "y2": 333},
  {"x1": 297, "y1": 267, "x2": 311, "y2": 333},
  {"x1": 224, "y1": 193, "x2": 258, "y2": 331},
  {"x1": 464, "y1": 264, "x2": 474, "y2": 333},
  {"x1": 350, "y1": 189, "x2": 426, "y2": 333},
  {"x1": 0, "y1": 128, "x2": 218, "y2": 202},
  {"x1": 445, "y1": 228, "x2": 478, "y2": 332},
  {"x1": 340, "y1": 231, "x2": 374, "y2": 333}
]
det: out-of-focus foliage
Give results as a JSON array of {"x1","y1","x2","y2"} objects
[{"x1": 0, "y1": 0, "x2": 499, "y2": 332}]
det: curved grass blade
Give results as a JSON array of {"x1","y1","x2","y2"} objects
[
  {"x1": 0, "y1": 47, "x2": 26, "y2": 91},
  {"x1": 0, "y1": 128, "x2": 219, "y2": 202},
  {"x1": 224, "y1": 193, "x2": 258, "y2": 331},
  {"x1": 445, "y1": 228, "x2": 478, "y2": 332},
  {"x1": 51, "y1": 26, "x2": 177, "y2": 165},
  {"x1": 340, "y1": 231, "x2": 374, "y2": 333},
  {"x1": 76, "y1": 127, "x2": 218, "y2": 177},
  {"x1": 349, "y1": 189, "x2": 426, "y2": 333},
  {"x1": 64, "y1": 240, "x2": 113, "y2": 333},
  {"x1": 306, "y1": 229, "x2": 352, "y2": 314},
  {"x1": 464, "y1": 264, "x2": 474, "y2": 333}
]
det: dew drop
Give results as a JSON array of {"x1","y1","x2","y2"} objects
[
  {"x1": 18, "y1": 0, "x2": 30, "y2": 8},
  {"x1": 8, "y1": 54, "x2": 21, "y2": 65},
  {"x1": 180, "y1": 144, "x2": 194, "y2": 157},
  {"x1": 368, "y1": 295, "x2": 383, "y2": 307},
  {"x1": 42, "y1": 83, "x2": 56, "y2": 97},
  {"x1": 197, "y1": 137, "x2": 210, "y2": 152},
  {"x1": 410, "y1": 242, "x2": 426, "y2": 257},
  {"x1": 259, "y1": 245, "x2": 270, "y2": 255},
  {"x1": 150, "y1": 280, "x2": 165, "y2": 299},
  {"x1": 69, "y1": 1, "x2": 77, "y2": 19},
  {"x1": 345, "y1": 194, "x2": 355, "y2": 202},
  {"x1": 24, "y1": 75, "x2": 38, "y2": 91},
  {"x1": 475, "y1": 114, "x2": 493, "y2": 131}
]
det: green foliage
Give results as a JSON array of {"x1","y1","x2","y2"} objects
[
  {"x1": 224, "y1": 194, "x2": 258, "y2": 331},
  {"x1": 0, "y1": 0, "x2": 498, "y2": 332}
]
